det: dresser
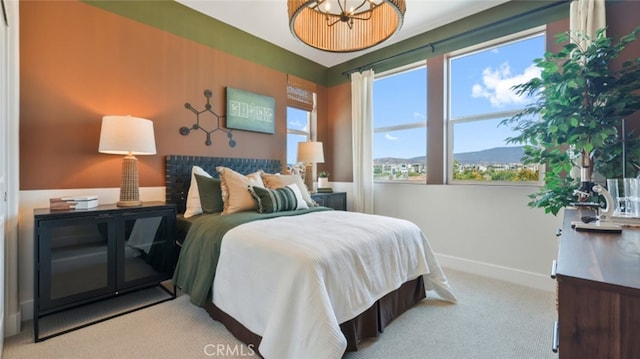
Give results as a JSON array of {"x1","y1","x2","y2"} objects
[
  {"x1": 33, "y1": 202, "x2": 177, "y2": 341},
  {"x1": 552, "y1": 209, "x2": 640, "y2": 358}
]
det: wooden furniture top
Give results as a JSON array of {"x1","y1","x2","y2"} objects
[{"x1": 557, "y1": 209, "x2": 640, "y2": 292}]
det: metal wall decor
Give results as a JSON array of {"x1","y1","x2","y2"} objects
[{"x1": 180, "y1": 89, "x2": 236, "y2": 147}]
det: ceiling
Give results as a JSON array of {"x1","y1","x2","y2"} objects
[{"x1": 176, "y1": 0, "x2": 511, "y2": 68}]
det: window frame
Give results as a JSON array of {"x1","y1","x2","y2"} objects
[
  {"x1": 373, "y1": 61, "x2": 428, "y2": 183},
  {"x1": 445, "y1": 26, "x2": 546, "y2": 186}
]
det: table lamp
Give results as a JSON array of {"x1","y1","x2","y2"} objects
[
  {"x1": 99, "y1": 115, "x2": 157, "y2": 207},
  {"x1": 297, "y1": 141, "x2": 324, "y2": 192}
]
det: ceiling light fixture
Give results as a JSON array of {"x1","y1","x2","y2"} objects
[{"x1": 288, "y1": 0, "x2": 406, "y2": 53}]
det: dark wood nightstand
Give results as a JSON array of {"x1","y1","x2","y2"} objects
[
  {"x1": 311, "y1": 192, "x2": 347, "y2": 211},
  {"x1": 33, "y1": 201, "x2": 177, "y2": 342}
]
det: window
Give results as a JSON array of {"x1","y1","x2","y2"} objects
[
  {"x1": 447, "y1": 29, "x2": 544, "y2": 183},
  {"x1": 286, "y1": 75, "x2": 317, "y2": 168},
  {"x1": 373, "y1": 64, "x2": 427, "y2": 182},
  {"x1": 287, "y1": 106, "x2": 310, "y2": 166}
]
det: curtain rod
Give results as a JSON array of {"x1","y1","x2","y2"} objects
[{"x1": 341, "y1": 0, "x2": 570, "y2": 77}]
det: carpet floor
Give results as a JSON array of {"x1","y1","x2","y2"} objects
[{"x1": 2, "y1": 269, "x2": 557, "y2": 359}]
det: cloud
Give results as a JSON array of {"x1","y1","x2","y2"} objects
[
  {"x1": 471, "y1": 62, "x2": 540, "y2": 107},
  {"x1": 288, "y1": 119, "x2": 308, "y2": 131},
  {"x1": 385, "y1": 133, "x2": 399, "y2": 140},
  {"x1": 413, "y1": 112, "x2": 425, "y2": 121}
]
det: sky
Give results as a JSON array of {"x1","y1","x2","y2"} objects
[
  {"x1": 287, "y1": 32, "x2": 545, "y2": 163},
  {"x1": 373, "y1": 32, "x2": 544, "y2": 159}
]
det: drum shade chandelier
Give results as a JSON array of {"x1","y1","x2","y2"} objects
[{"x1": 288, "y1": 0, "x2": 406, "y2": 53}]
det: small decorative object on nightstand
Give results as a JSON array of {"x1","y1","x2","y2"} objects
[
  {"x1": 33, "y1": 202, "x2": 177, "y2": 342},
  {"x1": 311, "y1": 191, "x2": 346, "y2": 211},
  {"x1": 317, "y1": 171, "x2": 330, "y2": 191}
]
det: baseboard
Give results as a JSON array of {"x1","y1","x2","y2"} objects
[
  {"x1": 19, "y1": 300, "x2": 32, "y2": 323},
  {"x1": 436, "y1": 253, "x2": 555, "y2": 292},
  {"x1": 4, "y1": 309, "x2": 22, "y2": 337}
]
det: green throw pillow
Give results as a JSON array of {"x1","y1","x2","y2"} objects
[
  {"x1": 194, "y1": 174, "x2": 223, "y2": 213},
  {"x1": 248, "y1": 185, "x2": 298, "y2": 213}
]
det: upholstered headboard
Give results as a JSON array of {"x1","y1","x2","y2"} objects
[{"x1": 165, "y1": 155, "x2": 282, "y2": 214}]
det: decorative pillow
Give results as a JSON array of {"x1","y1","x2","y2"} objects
[
  {"x1": 184, "y1": 166, "x2": 212, "y2": 218},
  {"x1": 217, "y1": 166, "x2": 265, "y2": 215},
  {"x1": 194, "y1": 174, "x2": 223, "y2": 213},
  {"x1": 260, "y1": 173, "x2": 317, "y2": 207},
  {"x1": 286, "y1": 183, "x2": 309, "y2": 210},
  {"x1": 249, "y1": 185, "x2": 299, "y2": 213}
]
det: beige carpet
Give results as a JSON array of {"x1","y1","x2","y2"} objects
[{"x1": 3, "y1": 269, "x2": 557, "y2": 359}]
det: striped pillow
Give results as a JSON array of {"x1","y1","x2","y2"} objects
[{"x1": 248, "y1": 185, "x2": 299, "y2": 213}]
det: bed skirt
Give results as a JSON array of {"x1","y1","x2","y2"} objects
[{"x1": 205, "y1": 276, "x2": 426, "y2": 357}]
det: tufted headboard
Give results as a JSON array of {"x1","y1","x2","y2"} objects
[{"x1": 165, "y1": 155, "x2": 282, "y2": 214}]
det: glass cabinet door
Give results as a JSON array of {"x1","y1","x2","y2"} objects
[
  {"x1": 117, "y1": 208, "x2": 175, "y2": 291},
  {"x1": 37, "y1": 215, "x2": 117, "y2": 312}
]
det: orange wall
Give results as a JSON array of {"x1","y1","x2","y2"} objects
[
  {"x1": 326, "y1": 82, "x2": 352, "y2": 182},
  {"x1": 20, "y1": 1, "x2": 328, "y2": 190},
  {"x1": 607, "y1": 1, "x2": 640, "y2": 135}
]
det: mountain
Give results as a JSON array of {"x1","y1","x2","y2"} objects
[
  {"x1": 454, "y1": 146, "x2": 525, "y2": 164},
  {"x1": 374, "y1": 146, "x2": 525, "y2": 165}
]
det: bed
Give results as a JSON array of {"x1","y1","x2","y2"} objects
[{"x1": 166, "y1": 155, "x2": 456, "y2": 359}]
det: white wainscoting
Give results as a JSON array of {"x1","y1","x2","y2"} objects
[{"x1": 373, "y1": 183, "x2": 562, "y2": 293}]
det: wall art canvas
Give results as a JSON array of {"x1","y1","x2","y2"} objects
[{"x1": 226, "y1": 87, "x2": 275, "y2": 134}]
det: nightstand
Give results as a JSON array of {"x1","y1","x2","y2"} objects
[
  {"x1": 311, "y1": 192, "x2": 347, "y2": 211},
  {"x1": 33, "y1": 201, "x2": 177, "y2": 342}
]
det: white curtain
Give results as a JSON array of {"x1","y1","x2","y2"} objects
[
  {"x1": 570, "y1": 0, "x2": 606, "y2": 47},
  {"x1": 351, "y1": 69, "x2": 375, "y2": 214},
  {"x1": 569, "y1": 0, "x2": 606, "y2": 181}
]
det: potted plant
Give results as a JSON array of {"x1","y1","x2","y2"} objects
[
  {"x1": 318, "y1": 171, "x2": 330, "y2": 188},
  {"x1": 501, "y1": 26, "x2": 640, "y2": 215}
]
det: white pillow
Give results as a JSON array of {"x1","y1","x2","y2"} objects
[
  {"x1": 287, "y1": 184, "x2": 309, "y2": 210},
  {"x1": 184, "y1": 166, "x2": 212, "y2": 218}
]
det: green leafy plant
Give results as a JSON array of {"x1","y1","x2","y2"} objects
[
  {"x1": 318, "y1": 171, "x2": 330, "y2": 178},
  {"x1": 501, "y1": 26, "x2": 640, "y2": 215}
]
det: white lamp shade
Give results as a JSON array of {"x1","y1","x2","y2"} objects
[
  {"x1": 297, "y1": 141, "x2": 325, "y2": 163},
  {"x1": 99, "y1": 115, "x2": 157, "y2": 155}
]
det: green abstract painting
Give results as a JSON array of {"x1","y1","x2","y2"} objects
[{"x1": 226, "y1": 87, "x2": 275, "y2": 134}]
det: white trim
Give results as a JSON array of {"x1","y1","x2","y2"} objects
[
  {"x1": 436, "y1": 253, "x2": 555, "y2": 292},
  {"x1": 4, "y1": 0, "x2": 21, "y2": 339}
]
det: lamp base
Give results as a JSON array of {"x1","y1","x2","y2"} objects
[
  {"x1": 304, "y1": 162, "x2": 313, "y2": 193},
  {"x1": 118, "y1": 154, "x2": 142, "y2": 207},
  {"x1": 117, "y1": 200, "x2": 143, "y2": 207}
]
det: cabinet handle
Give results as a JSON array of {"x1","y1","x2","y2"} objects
[
  {"x1": 552, "y1": 321, "x2": 559, "y2": 353},
  {"x1": 550, "y1": 260, "x2": 557, "y2": 279},
  {"x1": 95, "y1": 214, "x2": 113, "y2": 219}
]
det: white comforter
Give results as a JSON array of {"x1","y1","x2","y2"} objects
[{"x1": 213, "y1": 210, "x2": 456, "y2": 359}]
